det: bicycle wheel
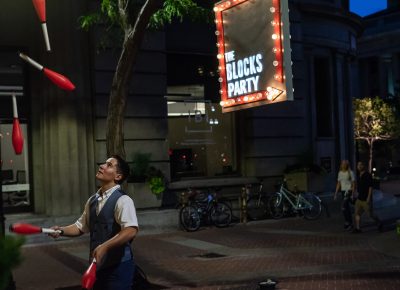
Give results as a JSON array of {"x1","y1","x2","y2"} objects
[
  {"x1": 268, "y1": 193, "x2": 284, "y2": 219},
  {"x1": 179, "y1": 205, "x2": 201, "y2": 232},
  {"x1": 247, "y1": 197, "x2": 267, "y2": 220},
  {"x1": 210, "y1": 202, "x2": 232, "y2": 228},
  {"x1": 301, "y1": 193, "x2": 322, "y2": 220}
]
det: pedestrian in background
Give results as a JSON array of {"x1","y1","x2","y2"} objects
[
  {"x1": 334, "y1": 159, "x2": 356, "y2": 231},
  {"x1": 353, "y1": 161, "x2": 380, "y2": 233}
]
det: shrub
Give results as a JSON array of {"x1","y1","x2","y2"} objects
[{"x1": 0, "y1": 235, "x2": 24, "y2": 290}]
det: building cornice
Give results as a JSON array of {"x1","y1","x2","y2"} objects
[{"x1": 294, "y1": 3, "x2": 364, "y2": 36}]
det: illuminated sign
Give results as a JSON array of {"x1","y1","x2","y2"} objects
[{"x1": 214, "y1": 0, "x2": 293, "y2": 112}]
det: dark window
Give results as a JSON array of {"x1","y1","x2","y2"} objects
[
  {"x1": 396, "y1": 53, "x2": 400, "y2": 97},
  {"x1": 314, "y1": 57, "x2": 333, "y2": 137},
  {"x1": 368, "y1": 57, "x2": 380, "y2": 97},
  {"x1": 341, "y1": 0, "x2": 349, "y2": 10},
  {"x1": 167, "y1": 53, "x2": 219, "y2": 102}
]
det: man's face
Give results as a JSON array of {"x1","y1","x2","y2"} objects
[
  {"x1": 357, "y1": 162, "x2": 365, "y2": 172},
  {"x1": 96, "y1": 157, "x2": 122, "y2": 184}
]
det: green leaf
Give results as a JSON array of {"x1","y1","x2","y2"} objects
[
  {"x1": 0, "y1": 236, "x2": 24, "y2": 290},
  {"x1": 148, "y1": 176, "x2": 165, "y2": 195},
  {"x1": 150, "y1": 0, "x2": 211, "y2": 28},
  {"x1": 78, "y1": 13, "x2": 102, "y2": 31}
]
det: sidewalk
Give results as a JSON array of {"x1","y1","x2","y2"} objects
[{"x1": 8, "y1": 198, "x2": 400, "y2": 290}]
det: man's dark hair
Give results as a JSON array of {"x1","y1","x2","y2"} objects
[{"x1": 111, "y1": 155, "x2": 130, "y2": 184}]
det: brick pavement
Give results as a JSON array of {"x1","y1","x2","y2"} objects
[
  {"x1": 10, "y1": 200, "x2": 400, "y2": 290},
  {"x1": 132, "y1": 214, "x2": 400, "y2": 290}
]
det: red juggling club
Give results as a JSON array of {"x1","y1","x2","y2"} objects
[
  {"x1": 32, "y1": 0, "x2": 51, "y2": 51},
  {"x1": 82, "y1": 258, "x2": 97, "y2": 290},
  {"x1": 9, "y1": 223, "x2": 63, "y2": 235},
  {"x1": 19, "y1": 53, "x2": 76, "y2": 91},
  {"x1": 11, "y1": 93, "x2": 24, "y2": 155}
]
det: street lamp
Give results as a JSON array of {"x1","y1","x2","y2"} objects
[{"x1": 0, "y1": 85, "x2": 23, "y2": 290}]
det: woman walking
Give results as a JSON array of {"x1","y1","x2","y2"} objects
[{"x1": 334, "y1": 160, "x2": 356, "y2": 231}]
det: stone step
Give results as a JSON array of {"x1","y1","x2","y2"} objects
[{"x1": 5, "y1": 209, "x2": 180, "y2": 245}]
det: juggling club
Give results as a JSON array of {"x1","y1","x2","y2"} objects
[
  {"x1": 19, "y1": 53, "x2": 75, "y2": 91},
  {"x1": 82, "y1": 258, "x2": 97, "y2": 290},
  {"x1": 11, "y1": 93, "x2": 24, "y2": 155},
  {"x1": 9, "y1": 223, "x2": 64, "y2": 235},
  {"x1": 32, "y1": 0, "x2": 51, "y2": 51}
]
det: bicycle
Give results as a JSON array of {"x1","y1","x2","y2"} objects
[
  {"x1": 268, "y1": 181, "x2": 322, "y2": 220},
  {"x1": 179, "y1": 188, "x2": 233, "y2": 232},
  {"x1": 245, "y1": 181, "x2": 270, "y2": 220}
]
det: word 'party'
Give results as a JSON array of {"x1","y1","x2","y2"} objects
[{"x1": 225, "y1": 50, "x2": 263, "y2": 97}]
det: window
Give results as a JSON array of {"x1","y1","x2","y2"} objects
[
  {"x1": 0, "y1": 49, "x2": 31, "y2": 212},
  {"x1": 341, "y1": 0, "x2": 349, "y2": 10},
  {"x1": 314, "y1": 57, "x2": 333, "y2": 137},
  {"x1": 166, "y1": 86, "x2": 236, "y2": 180},
  {"x1": 1, "y1": 122, "x2": 31, "y2": 210},
  {"x1": 368, "y1": 57, "x2": 380, "y2": 97}
]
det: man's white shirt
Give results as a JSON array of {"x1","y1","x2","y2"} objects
[{"x1": 75, "y1": 184, "x2": 138, "y2": 233}]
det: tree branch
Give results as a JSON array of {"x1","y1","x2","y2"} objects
[{"x1": 118, "y1": 0, "x2": 129, "y2": 30}]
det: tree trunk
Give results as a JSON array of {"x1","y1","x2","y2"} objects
[
  {"x1": 368, "y1": 139, "x2": 374, "y2": 173},
  {"x1": 106, "y1": 0, "x2": 163, "y2": 158}
]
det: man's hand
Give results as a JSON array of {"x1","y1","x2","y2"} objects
[
  {"x1": 91, "y1": 227, "x2": 137, "y2": 265},
  {"x1": 49, "y1": 226, "x2": 63, "y2": 239},
  {"x1": 92, "y1": 244, "x2": 108, "y2": 265}
]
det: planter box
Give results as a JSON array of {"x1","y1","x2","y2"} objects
[
  {"x1": 284, "y1": 172, "x2": 325, "y2": 192},
  {"x1": 127, "y1": 183, "x2": 162, "y2": 209}
]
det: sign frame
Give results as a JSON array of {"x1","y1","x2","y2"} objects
[{"x1": 214, "y1": 0, "x2": 293, "y2": 113}]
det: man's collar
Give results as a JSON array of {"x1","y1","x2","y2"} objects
[{"x1": 96, "y1": 184, "x2": 120, "y2": 199}]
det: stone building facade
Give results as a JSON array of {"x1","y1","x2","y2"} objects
[{"x1": 1, "y1": 0, "x2": 395, "y2": 216}]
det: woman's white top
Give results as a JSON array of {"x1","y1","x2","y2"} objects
[{"x1": 337, "y1": 170, "x2": 355, "y2": 191}]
